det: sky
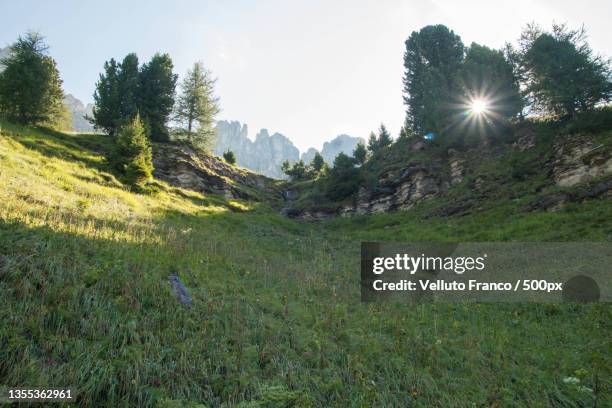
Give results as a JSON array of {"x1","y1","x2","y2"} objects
[{"x1": 1, "y1": 0, "x2": 611, "y2": 152}]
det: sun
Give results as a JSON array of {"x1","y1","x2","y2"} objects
[{"x1": 470, "y1": 99, "x2": 488, "y2": 115}]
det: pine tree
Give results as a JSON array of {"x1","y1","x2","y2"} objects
[
  {"x1": 175, "y1": 62, "x2": 220, "y2": 150},
  {"x1": 461, "y1": 43, "x2": 523, "y2": 120},
  {"x1": 139, "y1": 53, "x2": 177, "y2": 142},
  {"x1": 367, "y1": 131, "x2": 378, "y2": 153},
  {"x1": 113, "y1": 113, "x2": 153, "y2": 187},
  {"x1": 326, "y1": 153, "x2": 361, "y2": 200},
  {"x1": 378, "y1": 124, "x2": 392, "y2": 148},
  {"x1": 0, "y1": 32, "x2": 64, "y2": 125},
  {"x1": 352, "y1": 142, "x2": 367, "y2": 165},
  {"x1": 117, "y1": 53, "x2": 140, "y2": 124},
  {"x1": 92, "y1": 58, "x2": 121, "y2": 135},
  {"x1": 310, "y1": 152, "x2": 326, "y2": 174},
  {"x1": 403, "y1": 25, "x2": 464, "y2": 135}
]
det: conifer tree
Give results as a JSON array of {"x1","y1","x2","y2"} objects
[
  {"x1": 0, "y1": 32, "x2": 64, "y2": 125},
  {"x1": 117, "y1": 53, "x2": 140, "y2": 123},
  {"x1": 326, "y1": 153, "x2": 361, "y2": 200},
  {"x1": 403, "y1": 25, "x2": 464, "y2": 135},
  {"x1": 352, "y1": 142, "x2": 367, "y2": 165},
  {"x1": 310, "y1": 152, "x2": 326, "y2": 174},
  {"x1": 175, "y1": 62, "x2": 220, "y2": 150},
  {"x1": 139, "y1": 53, "x2": 177, "y2": 142},
  {"x1": 378, "y1": 124, "x2": 392, "y2": 148},
  {"x1": 113, "y1": 113, "x2": 153, "y2": 186},
  {"x1": 92, "y1": 58, "x2": 121, "y2": 135},
  {"x1": 367, "y1": 131, "x2": 378, "y2": 153}
]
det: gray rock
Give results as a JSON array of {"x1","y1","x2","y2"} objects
[
  {"x1": 169, "y1": 274, "x2": 192, "y2": 306},
  {"x1": 552, "y1": 135, "x2": 612, "y2": 187},
  {"x1": 63, "y1": 94, "x2": 95, "y2": 133},
  {"x1": 301, "y1": 134, "x2": 365, "y2": 165}
]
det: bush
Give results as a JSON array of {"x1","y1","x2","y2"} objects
[{"x1": 223, "y1": 150, "x2": 236, "y2": 164}]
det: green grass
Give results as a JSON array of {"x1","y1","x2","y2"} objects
[{"x1": 0, "y1": 122, "x2": 610, "y2": 407}]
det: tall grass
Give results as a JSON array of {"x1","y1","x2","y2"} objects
[{"x1": 0, "y1": 122, "x2": 610, "y2": 406}]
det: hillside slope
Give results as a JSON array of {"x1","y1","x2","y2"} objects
[
  {"x1": 284, "y1": 119, "x2": 612, "y2": 222},
  {"x1": 0, "y1": 122, "x2": 610, "y2": 406}
]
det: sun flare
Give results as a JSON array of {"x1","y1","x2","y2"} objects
[{"x1": 471, "y1": 99, "x2": 488, "y2": 114}]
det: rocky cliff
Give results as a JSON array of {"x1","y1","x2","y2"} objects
[{"x1": 214, "y1": 120, "x2": 299, "y2": 179}]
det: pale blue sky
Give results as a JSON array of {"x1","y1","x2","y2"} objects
[{"x1": 1, "y1": 0, "x2": 611, "y2": 151}]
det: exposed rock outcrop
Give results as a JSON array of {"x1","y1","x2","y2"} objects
[
  {"x1": 552, "y1": 134, "x2": 612, "y2": 187},
  {"x1": 153, "y1": 142, "x2": 281, "y2": 203},
  {"x1": 284, "y1": 132, "x2": 611, "y2": 220}
]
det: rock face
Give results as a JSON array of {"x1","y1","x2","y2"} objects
[
  {"x1": 301, "y1": 147, "x2": 318, "y2": 164},
  {"x1": 153, "y1": 142, "x2": 281, "y2": 203},
  {"x1": 285, "y1": 132, "x2": 612, "y2": 220},
  {"x1": 63, "y1": 94, "x2": 95, "y2": 132},
  {"x1": 552, "y1": 134, "x2": 612, "y2": 187},
  {"x1": 301, "y1": 134, "x2": 365, "y2": 165},
  {"x1": 348, "y1": 162, "x2": 446, "y2": 216},
  {"x1": 214, "y1": 120, "x2": 299, "y2": 179}
]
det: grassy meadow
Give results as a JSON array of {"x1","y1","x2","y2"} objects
[{"x1": 0, "y1": 122, "x2": 610, "y2": 406}]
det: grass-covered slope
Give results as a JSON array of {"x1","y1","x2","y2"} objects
[{"x1": 0, "y1": 122, "x2": 610, "y2": 406}]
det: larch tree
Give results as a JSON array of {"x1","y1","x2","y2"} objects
[{"x1": 175, "y1": 61, "x2": 220, "y2": 150}]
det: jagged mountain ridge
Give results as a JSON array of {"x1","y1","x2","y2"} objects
[
  {"x1": 214, "y1": 120, "x2": 363, "y2": 178},
  {"x1": 301, "y1": 134, "x2": 365, "y2": 164},
  {"x1": 213, "y1": 121, "x2": 299, "y2": 179},
  {"x1": 63, "y1": 94, "x2": 95, "y2": 132}
]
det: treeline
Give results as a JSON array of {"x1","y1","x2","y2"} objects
[
  {"x1": 403, "y1": 23, "x2": 611, "y2": 145},
  {"x1": 92, "y1": 54, "x2": 219, "y2": 149},
  {"x1": 0, "y1": 31, "x2": 222, "y2": 189},
  {"x1": 284, "y1": 23, "x2": 612, "y2": 202},
  {"x1": 91, "y1": 53, "x2": 220, "y2": 187}
]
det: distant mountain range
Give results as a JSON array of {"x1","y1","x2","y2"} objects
[{"x1": 214, "y1": 120, "x2": 364, "y2": 179}]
